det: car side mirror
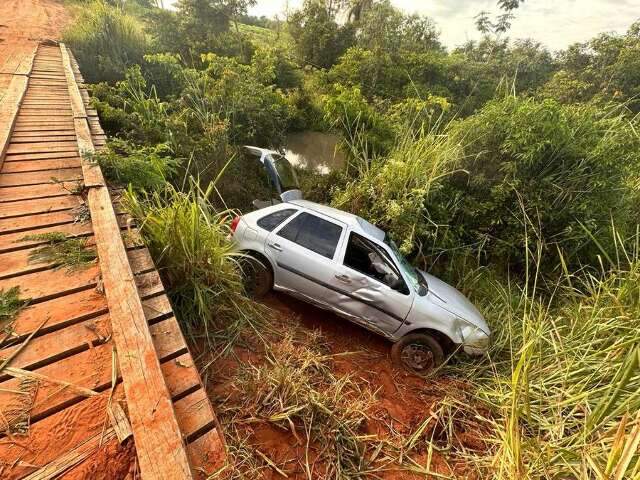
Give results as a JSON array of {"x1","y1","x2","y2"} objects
[{"x1": 418, "y1": 284, "x2": 428, "y2": 297}]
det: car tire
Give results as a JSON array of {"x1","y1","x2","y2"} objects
[
  {"x1": 391, "y1": 333, "x2": 445, "y2": 376},
  {"x1": 240, "y1": 255, "x2": 273, "y2": 298}
]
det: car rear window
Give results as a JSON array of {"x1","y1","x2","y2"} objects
[
  {"x1": 256, "y1": 208, "x2": 297, "y2": 232},
  {"x1": 277, "y1": 212, "x2": 342, "y2": 259}
]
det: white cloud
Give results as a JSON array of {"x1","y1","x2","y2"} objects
[
  {"x1": 165, "y1": 0, "x2": 640, "y2": 51},
  {"x1": 251, "y1": 0, "x2": 639, "y2": 51}
]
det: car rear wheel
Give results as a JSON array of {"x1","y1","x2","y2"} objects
[
  {"x1": 240, "y1": 255, "x2": 273, "y2": 298},
  {"x1": 391, "y1": 333, "x2": 444, "y2": 376}
]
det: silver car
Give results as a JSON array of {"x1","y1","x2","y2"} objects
[{"x1": 231, "y1": 200, "x2": 490, "y2": 375}]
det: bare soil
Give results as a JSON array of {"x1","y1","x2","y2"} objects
[
  {"x1": 0, "y1": 0, "x2": 69, "y2": 94},
  {"x1": 192, "y1": 292, "x2": 491, "y2": 479}
]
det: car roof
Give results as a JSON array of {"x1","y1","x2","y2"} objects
[{"x1": 288, "y1": 199, "x2": 386, "y2": 241}]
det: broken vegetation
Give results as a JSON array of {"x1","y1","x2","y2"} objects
[{"x1": 20, "y1": 232, "x2": 97, "y2": 271}]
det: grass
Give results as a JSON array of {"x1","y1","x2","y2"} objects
[
  {"x1": 122, "y1": 181, "x2": 271, "y2": 348},
  {"x1": 19, "y1": 233, "x2": 97, "y2": 271},
  {"x1": 440, "y1": 230, "x2": 640, "y2": 478},
  {"x1": 0, "y1": 287, "x2": 28, "y2": 333},
  {"x1": 212, "y1": 330, "x2": 384, "y2": 478},
  {"x1": 63, "y1": 0, "x2": 147, "y2": 83}
]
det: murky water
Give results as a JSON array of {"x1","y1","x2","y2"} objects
[{"x1": 284, "y1": 132, "x2": 346, "y2": 174}]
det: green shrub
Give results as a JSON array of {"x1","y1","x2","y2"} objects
[
  {"x1": 93, "y1": 139, "x2": 178, "y2": 190},
  {"x1": 64, "y1": 0, "x2": 147, "y2": 83},
  {"x1": 450, "y1": 96, "x2": 640, "y2": 274},
  {"x1": 123, "y1": 182, "x2": 267, "y2": 344}
]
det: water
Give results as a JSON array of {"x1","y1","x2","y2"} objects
[{"x1": 284, "y1": 132, "x2": 346, "y2": 174}]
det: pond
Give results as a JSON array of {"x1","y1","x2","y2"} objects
[{"x1": 284, "y1": 131, "x2": 346, "y2": 174}]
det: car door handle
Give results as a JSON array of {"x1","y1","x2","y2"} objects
[
  {"x1": 335, "y1": 274, "x2": 351, "y2": 283},
  {"x1": 268, "y1": 242, "x2": 283, "y2": 252}
]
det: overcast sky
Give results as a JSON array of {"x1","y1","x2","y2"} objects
[{"x1": 165, "y1": 0, "x2": 639, "y2": 52}]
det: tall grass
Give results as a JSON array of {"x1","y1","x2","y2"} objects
[
  {"x1": 123, "y1": 181, "x2": 269, "y2": 347},
  {"x1": 332, "y1": 126, "x2": 465, "y2": 254},
  {"x1": 64, "y1": 0, "x2": 147, "y2": 83},
  {"x1": 447, "y1": 229, "x2": 640, "y2": 478}
]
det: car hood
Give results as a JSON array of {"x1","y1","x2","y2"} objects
[{"x1": 418, "y1": 270, "x2": 490, "y2": 335}]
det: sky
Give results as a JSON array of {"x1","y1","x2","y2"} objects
[{"x1": 165, "y1": 0, "x2": 640, "y2": 52}]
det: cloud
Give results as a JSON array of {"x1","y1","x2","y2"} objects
[{"x1": 247, "y1": 0, "x2": 639, "y2": 51}]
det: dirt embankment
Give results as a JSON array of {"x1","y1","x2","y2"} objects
[{"x1": 193, "y1": 292, "x2": 491, "y2": 479}]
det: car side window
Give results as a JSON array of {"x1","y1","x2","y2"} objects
[
  {"x1": 277, "y1": 212, "x2": 342, "y2": 259},
  {"x1": 256, "y1": 209, "x2": 297, "y2": 232},
  {"x1": 344, "y1": 233, "x2": 408, "y2": 293}
]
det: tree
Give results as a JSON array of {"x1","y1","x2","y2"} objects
[{"x1": 287, "y1": 0, "x2": 355, "y2": 68}]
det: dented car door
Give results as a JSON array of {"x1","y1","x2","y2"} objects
[{"x1": 327, "y1": 231, "x2": 414, "y2": 336}]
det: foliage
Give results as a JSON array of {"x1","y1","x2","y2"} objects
[
  {"x1": 446, "y1": 239, "x2": 640, "y2": 478},
  {"x1": 333, "y1": 127, "x2": 464, "y2": 254},
  {"x1": 93, "y1": 139, "x2": 178, "y2": 190},
  {"x1": 64, "y1": 0, "x2": 147, "y2": 83},
  {"x1": 322, "y1": 84, "x2": 393, "y2": 157},
  {"x1": 287, "y1": 0, "x2": 356, "y2": 68},
  {"x1": 122, "y1": 182, "x2": 268, "y2": 344},
  {"x1": 450, "y1": 96, "x2": 640, "y2": 274},
  {"x1": 0, "y1": 287, "x2": 28, "y2": 329},
  {"x1": 546, "y1": 22, "x2": 640, "y2": 111},
  {"x1": 20, "y1": 233, "x2": 97, "y2": 271}
]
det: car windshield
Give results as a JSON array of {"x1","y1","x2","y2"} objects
[
  {"x1": 385, "y1": 239, "x2": 424, "y2": 292},
  {"x1": 271, "y1": 154, "x2": 300, "y2": 192}
]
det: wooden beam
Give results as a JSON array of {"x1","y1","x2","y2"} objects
[
  {"x1": 0, "y1": 46, "x2": 36, "y2": 170},
  {"x1": 59, "y1": 43, "x2": 194, "y2": 480}
]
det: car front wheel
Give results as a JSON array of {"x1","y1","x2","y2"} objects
[{"x1": 391, "y1": 333, "x2": 444, "y2": 376}]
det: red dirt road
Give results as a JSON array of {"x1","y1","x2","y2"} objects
[{"x1": 0, "y1": 0, "x2": 69, "y2": 92}]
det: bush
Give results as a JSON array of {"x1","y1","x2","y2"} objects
[
  {"x1": 123, "y1": 182, "x2": 266, "y2": 343},
  {"x1": 93, "y1": 139, "x2": 178, "y2": 190},
  {"x1": 333, "y1": 95, "x2": 640, "y2": 279},
  {"x1": 64, "y1": 1, "x2": 147, "y2": 83},
  {"x1": 450, "y1": 96, "x2": 640, "y2": 274}
]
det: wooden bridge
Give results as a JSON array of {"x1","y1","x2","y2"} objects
[{"x1": 0, "y1": 42, "x2": 225, "y2": 478}]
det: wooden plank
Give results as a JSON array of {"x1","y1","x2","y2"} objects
[
  {"x1": 3, "y1": 151, "x2": 79, "y2": 161},
  {"x1": 0, "y1": 220, "x2": 92, "y2": 253},
  {"x1": 0, "y1": 314, "x2": 111, "y2": 374},
  {"x1": 6, "y1": 142, "x2": 78, "y2": 154},
  {"x1": 0, "y1": 210, "x2": 78, "y2": 235},
  {"x1": 13, "y1": 124, "x2": 75, "y2": 132},
  {"x1": 174, "y1": 389, "x2": 216, "y2": 439},
  {"x1": 0, "y1": 264, "x2": 100, "y2": 301},
  {"x1": 85, "y1": 189, "x2": 194, "y2": 477},
  {"x1": 0, "y1": 74, "x2": 29, "y2": 170},
  {"x1": 186, "y1": 429, "x2": 226, "y2": 480},
  {"x1": 12, "y1": 130, "x2": 76, "y2": 137},
  {"x1": 11, "y1": 132, "x2": 76, "y2": 144},
  {"x1": 0, "y1": 195, "x2": 80, "y2": 219},
  {"x1": 0, "y1": 235, "x2": 95, "y2": 279},
  {"x1": 8, "y1": 287, "x2": 107, "y2": 340},
  {"x1": 0, "y1": 393, "x2": 119, "y2": 480},
  {"x1": 2, "y1": 158, "x2": 81, "y2": 173},
  {"x1": 0, "y1": 181, "x2": 77, "y2": 202},
  {"x1": 0, "y1": 168, "x2": 82, "y2": 186},
  {"x1": 21, "y1": 429, "x2": 118, "y2": 480}
]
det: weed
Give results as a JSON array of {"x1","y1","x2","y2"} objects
[
  {"x1": 20, "y1": 233, "x2": 97, "y2": 271},
  {"x1": 122, "y1": 181, "x2": 270, "y2": 347},
  {"x1": 0, "y1": 287, "x2": 28, "y2": 332},
  {"x1": 226, "y1": 332, "x2": 381, "y2": 478}
]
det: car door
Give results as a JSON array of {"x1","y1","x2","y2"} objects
[
  {"x1": 265, "y1": 211, "x2": 346, "y2": 306},
  {"x1": 329, "y1": 231, "x2": 414, "y2": 336}
]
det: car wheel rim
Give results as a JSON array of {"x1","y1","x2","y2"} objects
[{"x1": 401, "y1": 343, "x2": 434, "y2": 372}]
